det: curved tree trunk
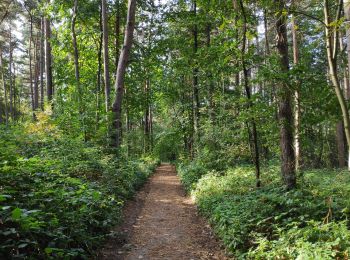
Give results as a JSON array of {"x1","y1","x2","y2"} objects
[{"x1": 112, "y1": 0, "x2": 137, "y2": 149}]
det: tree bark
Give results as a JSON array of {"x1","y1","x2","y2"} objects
[
  {"x1": 192, "y1": 0, "x2": 200, "y2": 144},
  {"x1": 275, "y1": 0, "x2": 296, "y2": 189},
  {"x1": 343, "y1": 0, "x2": 350, "y2": 166},
  {"x1": 324, "y1": 0, "x2": 350, "y2": 170},
  {"x1": 45, "y1": 9, "x2": 53, "y2": 102},
  {"x1": 239, "y1": 0, "x2": 261, "y2": 187},
  {"x1": 34, "y1": 32, "x2": 39, "y2": 110},
  {"x1": 9, "y1": 28, "x2": 14, "y2": 120},
  {"x1": 112, "y1": 0, "x2": 137, "y2": 149},
  {"x1": 0, "y1": 48, "x2": 8, "y2": 125},
  {"x1": 29, "y1": 15, "x2": 36, "y2": 119},
  {"x1": 291, "y1": 14, "x2": 301, "y2": 171},
  {"x1": 102, "y1": 0, "x2": 111, "y2": 112},
  {"x1": 115, "y1": 0, "x2": 121, "y2": 75},
  {"x1": 40, "y1": 16, "x2": 45, "y2": 110}
]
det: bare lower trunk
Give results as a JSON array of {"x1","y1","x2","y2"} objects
[
  {"x1": 40, "y1": 17, "x2": 45, "y2": 110},
  {"x1": 45, "y1": 11, "x2": 53, "y2": 102},
  {"x1": 102, "y1": 0, "x2": 110, "y2": 112},
  {"x1": 239, "y1": 0, "x2": 261, "y2": 187},
  {"x1": 292, "y1": 15, "x2": 301, "y2": 171},
  {"x1": 192, "y1": 0, "x2": 200, "y2": 144},
  {"x1": 325, "y1": 0, "x2": 350, "y2": 171},
  {"x1": 0, "y1": 48, "x2": 8, "y2": 125},
  {"x1": 343, "y1": 0, "x2": 350, "y2": 168},
  {"x1": 275, "y1": 0, "x2": 296, "y2": 189},
  {"x1": 34, "y1": 33, "x2": 39, "y2": 110},
  {"x1": 9, "y1": 29, "x2": 13, "y2": 120},
  {"x1": 29, "y1": 16, "x2": 35, "y2": 120},
  {"x1": 112, "y1": 0, "x2": 137, "y2": 149},
  {"x1": 72, "y1": 0, "x2": 86, "y2": 141}
]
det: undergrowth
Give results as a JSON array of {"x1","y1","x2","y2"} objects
[
  {"x1": 0, "y1": 117, "x2": 159, "y2": 259},
  {"x1": 178, "y1": 162, "x2": 350, "y2": 259}
]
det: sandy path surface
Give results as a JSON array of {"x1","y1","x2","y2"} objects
[{"x1": 100, "y1": 163, "x2": 227, "y2": 260}]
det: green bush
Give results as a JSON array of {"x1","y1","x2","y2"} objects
[
  {"x1": 0, "y1": 126, "x2": 159, "y2": 259},
  {"x1": 177, "y1": 162, "x2": 207, "y2": 192},
  {"x1": 179, "y1": 163, "x2": 350, "y2": 258}
]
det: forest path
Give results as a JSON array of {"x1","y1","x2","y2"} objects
[{"x1": 100, "y1": 163, "x2": 227, "y2": 260}]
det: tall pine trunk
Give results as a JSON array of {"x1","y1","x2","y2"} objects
[
  {"x1": 102, "y1": 0, "x2": 110, "y2": 112},
  {"x1": 275, "y1": 0, "x2": 296, "y2": 189},
  {"x1": 45, "y1": 9, "x2": 53, "y2": 102}
]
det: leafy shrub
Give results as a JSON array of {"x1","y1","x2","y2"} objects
[
  {"x1": 0, "y1": 126, "x2": 159, "y2": 258},
  {"x1": 179, "y1": 163, "x2": 350, "y2": 258},
  {"x1": 177, "y1": 162, "x2": 207, "y2": 192}
]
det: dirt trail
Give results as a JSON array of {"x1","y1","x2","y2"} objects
[{"x1": 100, "y1": 163, "x2": 228, "y2": 260}]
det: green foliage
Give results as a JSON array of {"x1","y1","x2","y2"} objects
[
  {"x1": 0, "y1": 124, "x2": 159, "y2": 259},
  {"x1": 178, "y1": 163, "x2": 350, "y2": 258}
]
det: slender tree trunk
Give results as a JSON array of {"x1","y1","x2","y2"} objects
[
  {"x1": 102, "y1": 0, "x2": 111, "y2": 112},
  {"x1": 40, "y1": 17, "x2": 45, "y2": 110},
  {"x1": 45, "y1": 9, "x2": 53, "y2": 102},
  {"x1": 325, "y1": 0, "x2": 350, "y2": 170},
  {"x1": 9, "y1": 29, "x2": 13, "y2": 120},
  {"x1": 13, "y1": 62, "x2": 17, "y2": 119},
  {"x1": 192, "y1": 0, "x2": 200, "y2": 144},
  {"x1": 206, "y1": 24, "x2": 215, "y2": 124},
  {"x1": 0, "y1": 48, "x2": 8, "y2": 126},
  {"x1": 144, "y1": 79, "x2": 151, "y2": 153},
  {"x1": 96, "y1": 7, "x2": 103, "y2": 129},
  {"x1": 343, "y1": 0, "x2": 350, "y2": 166},
  {"x1": 72, "y1": 0, "x2": 86, "y2": 141},
  {"x1": 112, "y1": 0, "x2": 137, "y2": 149},
  {"x1": 291, "y1": 14, "x2": 302, "y2": 171},
  {"x1": 29, "y1": 16, "x2": 36, "y2": 120},
  {"x1": 239, "y1": 0, "x2": 261, "y2": 187},
  {"x1": 34, "y1": 33, "x2": 39, "y2": 110},
  {"x1": 115, "y1": 0, "x2": 121, "y2": 70},
  {"x1": 275, "y1": 0, "x2": 296, "y2": 189}
]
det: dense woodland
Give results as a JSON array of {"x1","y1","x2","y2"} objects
[{"x1": 2, "y1": 0, "x2": 350, "y2": 258}]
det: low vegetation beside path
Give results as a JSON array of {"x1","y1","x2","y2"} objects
[
  {"x1": 0, "y1": 120, "x2": 159, "y2": 259},
  {"x1": 178, "y1": 162, "x2": 350, "y2": 259}
]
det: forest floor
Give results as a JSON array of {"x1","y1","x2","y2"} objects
[{"x1": 100, "y1": 163, "x2": 227, "y2": 260}]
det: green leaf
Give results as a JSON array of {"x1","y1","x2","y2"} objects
[
  {"x1": 11, "y1": 208, "x2": 22, "y2": 220},
  {"x1": 45, "y1": 247, "x2": 53, "y2": 254}
]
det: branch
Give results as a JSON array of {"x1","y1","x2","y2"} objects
[
  {"x1": 0, "y1": 1, "x2": 12, "y2": 26},
  {"x1": 289, "y1": 9, "x2": 327, "y2": 26}
]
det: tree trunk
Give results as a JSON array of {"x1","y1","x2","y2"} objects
[
  {"x1": 29, "y1": 16, "x2": 35, "y2": 120},
  {"x1": 40, "y1": 16, "x2": 45, "y2": 110},
  {"x1": 112, "y1": 0, "x2": 137, "y2": 149},
  {"x1": 192, "y1": 0, "x2": 200, "y2": 144},
  {"x1": 45, "y1": 10, "x2": 53, "y2": 102},
  {"x1": 72, "y1": 0, "x2": 87, "y2": 141},
  {"x1": 102, "y1": 0, "x2": 111, "y2": 112},
  {"x1": 239, "y1": 0, "x2": 261, "y2": 188},
  {"x1": 275, "y1": 0, "x2": 296, "y2": 189},
  {"x1": 34, "y1": 33, "x2": 39, "y2": 110},
  {"x1": 325, "y1": 0, "x2": 350, "y2": 170},
  {"x1": 0, "y1": 48, "x2": 8, "y2": 126},
  {"x1": 115, "y1": 0, "x2": 121, "y2": 75},
  {"x1": 291, "y1": 14, "x2": 301, "y2": 171},
  {"x1": 9, "y1": 29, "x2": 13, "y2": 120},
  {"x1": 96, "y1": 6, "x2": 103, "y2": 128},
  {"x1": 343, "y1": 0, "x2": 350, "y2": 167}
]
